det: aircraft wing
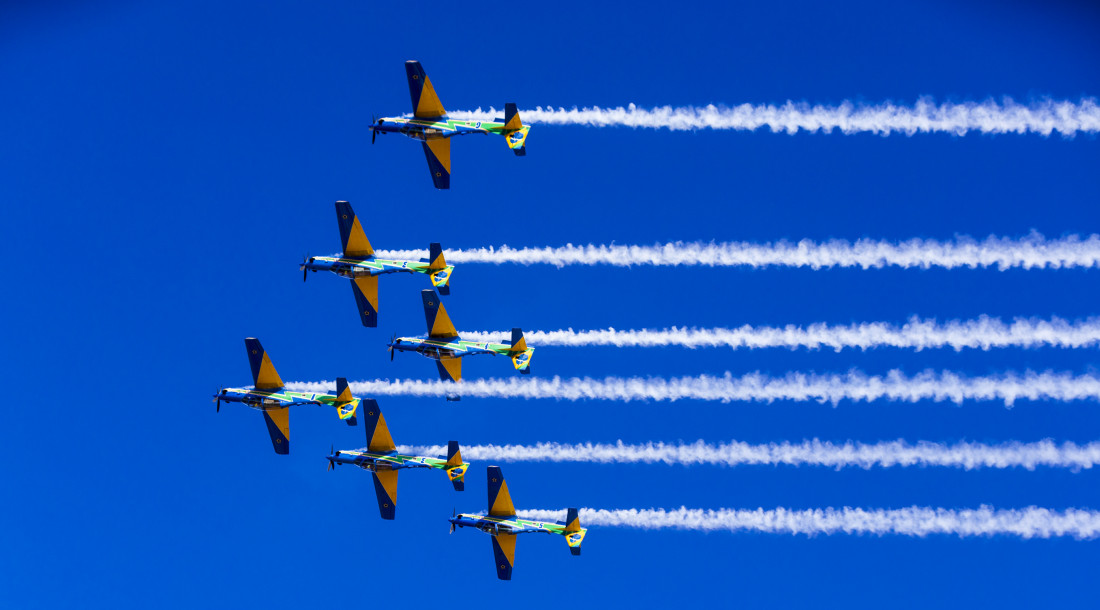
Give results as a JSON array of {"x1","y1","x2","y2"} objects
[
  {"x1": 435, "y1": 355, "x2": 462, "y2": 382},
  {"x1": 349, "y1": 276, "x2": 379, "y2": 327},
  {"x1": 361, "y1": 399, "x2": 396, "y2": 453},
  {"x1": 245, "y1": 338, "x2": 284, "y2": 389},
  {"x1": 487, "y1": 466, "x2": 516, "y2": 517},
  {"x1": 491, "y1": 533, "x2": 516, "y2": 580},
  {"x1": 405, "y1": 60, "x2": 447, "y2": 118},
  {"x1": 261, "y1": 407, "x2": 290, "y2": 455},
  {"x1": 372, "y1": 470, "x2": 398, "y2": 520},
  {"x1": 421, "y1": 140, "x2": 451, "y2": 190},
  {"x1": 421, "y1": 289, "x2": 458, "y2": 339},
  {"x1": 335, "y1": 200, "x2": 374, "y2": 258}
]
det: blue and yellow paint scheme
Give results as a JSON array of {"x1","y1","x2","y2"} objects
[
  {"x1": 214, "y1": 338, "x2": 361, "y2": 454},
  {"x1": 449, "y1": 466, "x2": 585, "y2": 580},
  {"x1": 301, "y1": 200, "x2": 454, "y2": 327},
  {"x1": 388, "y1": 289, "x2": 534, "y2": 389},
  {"x1": 368, "y1": 60, "x2": 529, "y2": 189},
  {"x1": 326, "y1": 400, "x2": 468, "y2": 520}
]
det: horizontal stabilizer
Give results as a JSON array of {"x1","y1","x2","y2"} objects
[
  {"x1": 564, "y1": 507, "x2": 585, "y2": 555},
  {"x1": 335, "y1": 377, "x2": 358, "y2": 425},
  {"x1": 445, "y1": 440, "x2": 466, "y2": 491},
  {"x1": 428, "y1": 243, "x2": 453, "y2": 295}
]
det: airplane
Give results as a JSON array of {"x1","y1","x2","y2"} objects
[
  {"x1": 214, "y1": 338, "x2": 360, "y2": 454},
  {"x1": 325, "y1": 400, "x2": 468, "y2": 520},
  {"x1": 388, "y1": 289, "x2": 534, "y2": 389},
  {"x1": 368, "y1": 60, "x2": 530, "y2": 189},
  {"x1": 449, "y1": 465, "x2": 586, "y2": 580},
  {"x1": 301, "y1": 200, "x2": 454, "y2": 327}
]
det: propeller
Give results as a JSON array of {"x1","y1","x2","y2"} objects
[
  {"x1": 301, "y1": 253, "x2": 312, "y2": 282},
  {"x1": 388, "y1": 333, "x2": 397, "y2": 361},
  {"x1": 214, "y1": 388, "x2": 224, "y2": 413},
  {"x1": 371, "y1": 114, "x2": 378, "y2": 145},
  {"x1": 449, "y1": 507, "x2": 456, "y2": 534},
  {"x1": 327, "y1": 444, "x2": 337, "y2": 471}
]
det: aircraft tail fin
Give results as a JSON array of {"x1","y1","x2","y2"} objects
[
  {"x1": 444, "y1": 440, "x2": 466, "y2": 491},
  {"x1": 503, "y1": 103, "x2": 529, "y2": 155},
  {"x1": 563, "y1": 507, "x2": 586, "y2": 556},
  {"x1": 507, "y1": 328, "x2": 534, "y2": 374},
  {"x1": 427, "y1": 242, "x2": 453, "y2": 295},
  {"x1": 335, "y1": 377, "x2": 358, "y2": 425}
]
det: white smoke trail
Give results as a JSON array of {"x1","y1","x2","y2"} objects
[
  {"x1": 516, "y1": 506, "x2": 1100, "y2": 540},
  {"x1": 287, "y1": 369, "x2": 1100, "y2": 407},
  {"x1": 375, "y1": 232, "x2": 1100, "y2": 271},
  {"x1": 459, "y1": 316, "x2": 1100, "y2": 352},
  {"x1": 399, "y1": 439, "x2": 1100, "y2": 471},
  {"x1": 451, "y1": 97, "x2": 1100, "y2": 136}
]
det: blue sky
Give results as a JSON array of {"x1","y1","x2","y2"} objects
[{"x1": 2, "y1": 0, "x2": 1099, "y2": 607}]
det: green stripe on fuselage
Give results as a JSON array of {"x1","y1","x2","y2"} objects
[
  {"x1": 398, "y1": 338, "x2": 513, "y2": 354},
  {"x1": 314, "y1": 256, "x2": 432, "y2": 274},
  {"x1": 340, "y1": 450, "x2": 447, "y2": 469},
  {"x1": 394, "y1": 117, "x2": 512, "y2": 135}
]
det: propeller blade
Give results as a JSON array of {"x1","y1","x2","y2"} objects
[
  {"x1": 303, "y1": 267, "x2": 308, "y2": 282},
  {"x1": 449, "y1": 507, "x2": 456, "y2": 534},
  {"x1": 372, "y1": 129, "x2": 376, "y2": 145}
]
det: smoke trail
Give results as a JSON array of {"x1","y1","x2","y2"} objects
[
  {"x1": 399, "y1": 439, "x2": 1100, "y2": 471},
  {"x1": 375, "y1": 232, "x2": 1100, "y2": 271},
  {"x1": 287, "y1": 369, "x2": 1100, "y2": 407},
  {"x1": 459, "y1": 316, "x2": 1100, "y2": 352},
  {"x1": 516, "y1": 506, "x2": 1100, "y2": 540},
  {"x1": 450, "y1": 97, "x2": 1100, "y2": 136}
]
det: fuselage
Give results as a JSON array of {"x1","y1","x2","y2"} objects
[
  {"x1": 449, "y1": 514, "x2": 572, "y2": 538},
  {"x1": 371, "y1": 116, "x2": 511, "y2": 141},
  {"x1": 329, "y1": 448, "x2": 453, "y2": 472},
  {"x1": 216, "y1": 387, "x2": 358, "y2": 413},
  {"x1": 389, "y1": 337, "x2": 506, "y2": 361},
  {"x1": 301, "y1": 255, "x2": 435, "y2": 278}
]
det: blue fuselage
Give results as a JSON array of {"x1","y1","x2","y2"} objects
[
  {"x1": 449, "y1": 514, "x2": 555, "y2": 536},
  {"x1": 388, "y1": 337, "x2": 497, "y2": 361},
  {"x1": 370, "y1": 116, "x2": 492, "y2": 141}
]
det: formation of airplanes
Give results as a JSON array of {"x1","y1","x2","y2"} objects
[{"x1": 214, "y1": 62, "x2": 579, "y2": 580}]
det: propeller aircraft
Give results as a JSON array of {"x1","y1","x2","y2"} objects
[
  {"x1": 214, "y1": 338, "x2": 360, "y2": 454},
  {"x1": 388, "y1": 289, "x2": 534, "y2": 389},
  {"x1": 326, "y1": 400, "x2": 468, "y2": 520},
  {"x1": 301, "y1": 200, "x2": 453, "y2": 327},
  {"x1": 368, "y1": 60, "x2": 529, "y2": 189},
  {"x1": 449, "y1": 466, "x2": 586, "y2": 580}
]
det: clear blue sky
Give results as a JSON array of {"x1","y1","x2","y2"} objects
[{"x1": 2, "y1": 1, "x2": 1098, "y2": 607}]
